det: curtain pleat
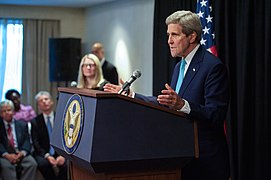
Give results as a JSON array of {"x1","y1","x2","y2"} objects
[
  {"x1": 0, "y1": 19, "x2": 8, "y2": 100},
  {"x1": 22, "y1": 19, "x2": 61, "y2": 112}
]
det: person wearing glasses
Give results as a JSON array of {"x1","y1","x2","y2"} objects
[{"x1": 76, "y1": 53, "x2": 108, "y2": 90}]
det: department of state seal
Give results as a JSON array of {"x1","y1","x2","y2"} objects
[{"x1": 62, "y1": 94, "x2": 84, "y2": 154}]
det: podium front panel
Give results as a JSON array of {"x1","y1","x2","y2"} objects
[{"x1": 51, "y1": 89, "x2": 197, "y2": 173}]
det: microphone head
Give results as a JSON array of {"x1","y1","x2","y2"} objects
[
  {"x1": 133, "y1": 70, "x2": 141, "y2": 79},
  {"x1": 70, "y1": 81, "x2": 78, "y2": 87}
]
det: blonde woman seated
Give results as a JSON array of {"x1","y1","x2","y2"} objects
[{"x1": 77, "y1": 53, "x2": 108, "y2": 90}]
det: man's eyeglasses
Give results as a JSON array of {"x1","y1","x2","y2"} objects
[{"x1": 82, "y1": 63, "x2": 96, "y2": 68}]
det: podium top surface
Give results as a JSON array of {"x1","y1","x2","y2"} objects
[{"x1": 58, "y1": 87, "x2": 186, "y2": 117}]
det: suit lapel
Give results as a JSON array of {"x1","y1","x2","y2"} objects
[
  {"x1": 15, "y1": 121, "x2": 24, "y2": 148},
  {"x1": 102, "y1": 60, "x2": 108, "y2": 71},
  {"x1": 179, "y1": 64, "x2": 200, "y2": 96},
  {"x1": 179, "y1": 46, "x2": 205, "y2": 96},
  {"x1": 1, "y1": 121, "x2": 9, "y2": 147},
  {"x1": 39, "y1": 114, "x2": 50, "y2": 142}
]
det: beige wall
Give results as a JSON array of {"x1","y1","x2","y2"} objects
[
  {"x1": 85, "y1": 0, "x2": 155, "y2": 95},
  {"x1": 0, "y1": 1, "x2": 155, "y2": 95},
  {"x1": 0, "y1": 5, "x2": 86, "y2": 42}
]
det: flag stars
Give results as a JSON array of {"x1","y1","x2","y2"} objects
[
  {"x1": 197, "y1": 11, "x2": 204, "y2": 18},
  {"x1": 200, "y1": 38, "x2": 207, "y2": 45},
  {"x1": 200, "y1": 0, "x2": 207, "y2": 7},
  {"x1": 206, "y1": 15, "x2": 213, "y2": 23},
  {"x1": 202, "y1": 26, "x2": 210, "y2": 34},
  {"x1": 196, "y1": 1, "x2": 216, "y2": 51}
]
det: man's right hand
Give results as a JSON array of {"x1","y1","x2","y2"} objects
[
  {"x1": 104, "y1": 78, "x2": 124, "y2": 93},
  {"x1": 104, "y1": 78, "x2": 134, "y2": 97}
]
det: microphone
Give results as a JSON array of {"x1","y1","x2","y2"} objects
[
  {"x1": 118, "y1": 70, "x2": 141, "y2": 95},
  {"x1": 70, "y1": 81, "x2": 78, "y2": 87}
]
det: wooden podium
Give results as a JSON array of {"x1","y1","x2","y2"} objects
[{"x1": 51, "y1": 87, "x2": 198, "y2": 180}]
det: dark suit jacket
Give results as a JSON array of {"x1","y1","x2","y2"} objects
[
  {"x1": 102, "y1": 60, "x2": 119, "y2": 85},
  {"x1": 0, "y1": 119, "x2": 31, "y2": 156},
  {"x1": 136, "y1": 46, "x2": 230, "y2": 179},
  {"x1": 31, "y1": 113, "x2": 56, "y2": 157}
]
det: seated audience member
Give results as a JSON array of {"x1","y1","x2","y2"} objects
[
  {"x1": 5, "y1": 89, "x2": 36, "y2": 122},
  {"x1": 5, "y1": 89, "x2": 36, "y2": 150},
  {"x1": 0, "y1": 100, "x2": 37, "y2": 180},
  {"x1": 91, "y1": 42, "x2": 119, "y2": 85},
  {"x1": 31, "y1": 91, "x2": 67, "y2": 180},
  {"x1": 77, "y1": 53, "x2": 108, "y2": 90}
]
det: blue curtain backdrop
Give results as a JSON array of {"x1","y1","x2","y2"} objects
[
  {"x1": 0, "y1": 19, "x2": 23, "y2": 100},
  {"x1": 0, "y1": 19, "x2": 8, "y2": 100}
]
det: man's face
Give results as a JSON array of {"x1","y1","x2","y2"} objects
[
  {"x1": 37, "y1": 95, "x2": 54, "y2": 113},
  {"x1": 0, "y1": 105, "x2": 14, "y2": 122},
  {"x1": 95, "y1": 49, "x2": 104, "y2": 60},
  {"x1": 167, "y1": 23, "x2": 193, "y2": 58}
]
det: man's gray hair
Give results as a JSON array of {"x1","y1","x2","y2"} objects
[
  {"x1": 35, "y1": 91, "x2": 52, "y2": 102},
  {"x1": 0, "y1": 100, "x2": 14, "y2": 111},
  {"x1": 166, "y1": 10, "x2": 202, "y2": 43}
]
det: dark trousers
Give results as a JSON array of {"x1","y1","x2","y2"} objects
[{"x1": 34, "y1": 155, "x2": 67, "y2": 180}]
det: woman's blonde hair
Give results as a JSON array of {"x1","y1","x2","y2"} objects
[{"x1": 77, "y1": 53, "x2": 105, "y2": 88}]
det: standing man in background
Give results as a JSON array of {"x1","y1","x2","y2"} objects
[{"x1": 91, "y1": 42, "x2": 119, "y2": 85}]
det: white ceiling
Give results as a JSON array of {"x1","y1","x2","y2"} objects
[{"x1": 0, "y1": 0, "x2": 117, "y2": 8}]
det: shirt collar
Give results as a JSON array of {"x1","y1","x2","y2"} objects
[
  {"x1": 3, "y1": 119, "x2": 15, "y2": 128},
  {"x1": 100, "y1": 57, "x2": 105, "y2": 66},
  {"x1": 43, "y1": 112, "x2": 54, "y2": 122},
  {"x1": 182, "y1": 44, "x2": 200, "y2": 66}
]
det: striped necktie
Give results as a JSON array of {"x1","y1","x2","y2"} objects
[
  {"x1": 7, "y1": 123, "x2": 15, "y2": 148},
  {"x1": 175, "y1": 59, "x2": 186, "y2": 93}
]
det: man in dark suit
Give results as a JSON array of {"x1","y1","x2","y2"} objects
[
  {"x1": 0, "y1": 100, "x2": 37, "y2": 180},
  {"x1": 104, "y1": 10, "x2": 230, "y2": 180},
  {"x1": 31, "y1": 91, "x2": 67, "y2": 180},
  {"x1": 91, "y1": 42, "x2": 119, "y2": 85}
]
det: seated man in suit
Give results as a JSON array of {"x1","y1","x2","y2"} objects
[
  {"x1": 0, "y1": 100, "x2": 37, "y2": 180},
  {"x1": 31, "y1": 91, "x2": 67, "y2": 180}
]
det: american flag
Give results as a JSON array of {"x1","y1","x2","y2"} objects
[
  {"x1": 196, "y1": 0, "x2": 217, "y2": 56},
  {"x1": 196, "y1": 0, "x2": 228, "y2": 136}
]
